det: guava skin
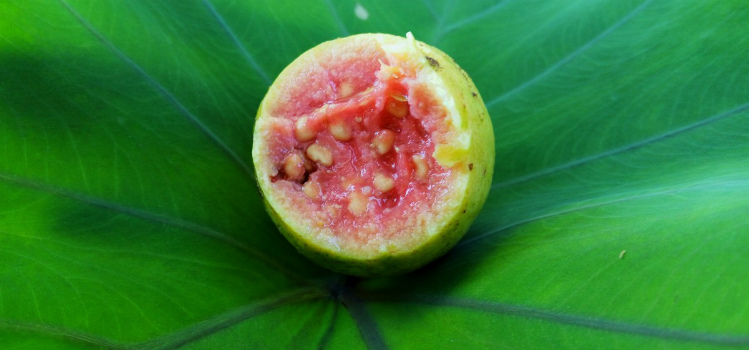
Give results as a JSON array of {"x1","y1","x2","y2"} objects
[{"x1": 252, "y1": 33, "x2": 494, "y2": 277}]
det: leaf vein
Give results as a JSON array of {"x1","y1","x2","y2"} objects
[
  {"x1": 360, "y1": 294, "x2": 749, "y2": 347},
  {"x1": 420, "y1": 0, "x2": 440, "y2": 22},
  {"x1": 57, "y1": 0, "x2": 255, "y2": 181},
  {"x1": 0, "y1": 171, "x2": 310, "y2": 285},
  {"x1": 201, "y1": 0, "x2": 273, "y2": 86},
  {"x1": 462, "y1": 178, "x2": 747, "y2": 247},
  {"x1": 339, "y1": 283, "x2": 388, "y2": 350},
  {"x1": 316, "y1": 301, "x2": 339, "y2": 350},
  {"x1": 136, "y1": 288, "x2": 326, "y2": 350},
  {"x1": 0, "y1": 288, "x2": 325, "y2": 350},
  {"x1": 435, "y1": 0, "x2": 513, "y2": 44},
  {"x1": 486, "y1": 0, "x2": 655, "y2": 107},
  {"x1": 0, "y1": 320, "x2": 128, "y2": 350},
  {"x1": 492, "y1": 103, "x2": 749, "y2": 190},
  {"x1": 323, "y1": 0, "x2": 349, "y2": 36}
]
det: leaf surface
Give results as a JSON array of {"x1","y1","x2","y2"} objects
[{"x1": 0, "y1": 0, "x2": 747, "y2": 349}]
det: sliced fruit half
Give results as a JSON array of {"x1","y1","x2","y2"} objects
[{"x1": 252, "y1": 33, "x2": 494, "y2": 277}]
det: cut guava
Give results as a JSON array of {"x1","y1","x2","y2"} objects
[{"x1": 252, "y1": 33, "x2": 494, "y2": 277}]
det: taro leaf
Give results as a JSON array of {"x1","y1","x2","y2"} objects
[{"x1": 0, "y1": 0, "x2": 747, "y2": 349}]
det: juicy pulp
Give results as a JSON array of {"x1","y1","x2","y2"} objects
[{"x1": 260, "y1": 50, "x2": 462, "y2": 248}]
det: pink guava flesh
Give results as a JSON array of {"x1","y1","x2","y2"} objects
[{"x1": 260, "y1": 50, "x2": 457, "y2": 245}]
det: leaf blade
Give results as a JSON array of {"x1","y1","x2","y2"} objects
[{"x1": 0, "y1": 0, "x2": 746, "y2": 349}]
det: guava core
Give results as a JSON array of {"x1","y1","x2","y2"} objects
[{"x1": 252, "y1": 33, "x2": 494, "y2": 277}]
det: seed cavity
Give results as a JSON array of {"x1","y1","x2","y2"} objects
[
  {"x1": 372, "y1": 130, "x2": 395, "y2": 155},
  {"x1": 412, "y1": 154, "x2": 429, "y2": 180},
  {"x1": 374, "y1": 173, "x2": 394, "y2": 192},
  {"x1": 329, "y1": 118, "x2": 352, "y2": 141},
  {"x1": 283, "y1": 152, "x2": 305, "y2": 182},
  {"x1": 306, "y1": 143, "x2": 333, "y2": 166},
  {"x1": 303, "y1": 157, "x2": 316, "y2": 172},
  {"x1": 295, "y1": 116, "x2": 316, "y2": 141}
]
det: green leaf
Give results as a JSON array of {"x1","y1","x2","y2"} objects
[{"x1": 0, "y1": 0, "x2": 746, "y2": 349}]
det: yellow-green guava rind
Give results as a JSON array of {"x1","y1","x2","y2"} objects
[{"x1": 253, "y1": 34, "x2": 494, "y2": 277}]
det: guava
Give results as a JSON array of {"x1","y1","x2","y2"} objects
[{"x1": 252, "y1": 33, "x2": 494, "y2": 277}]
